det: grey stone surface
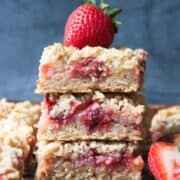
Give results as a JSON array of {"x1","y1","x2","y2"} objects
[{"x1": 0, "y1": 0, "x2": 180, "y2": 103}]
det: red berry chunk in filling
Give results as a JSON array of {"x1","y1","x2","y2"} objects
[
  {"x1": 45, "y1": 95, "x2": 113, "y2": 133},
  {"x1": 69, "y1": 57, "x2": 111, "y2": 79},
  {"x1": 51, "y1": 96, "x2": 93, "y2": 126},
  {"x1": 44, "y1": 94, "x2": 57, "y2": 110},
  {"x1": 39, "y1": 64, "x2": 54, "y2": 80},
  {"x1": 78, "y1": 102, "x2": 113, "y2": 134},
  {"x1": 73, "y1": 148, "x2": 133, "y2": 172}
]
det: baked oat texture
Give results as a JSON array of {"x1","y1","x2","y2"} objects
[
  {"x1": 150, "y1": 106, "x2": 180, "y2": 141},
  {"x1": 0, "y1": 99, "x2": 40, "y2": 179},
  {"x1": 37, "y1": 92, "x2": 146, "y2": 142},
  {"x1": 36, "y1": 141, "x2": 144, "y2": 180},
  {"x1": 36, "y1": 43, "x2": 147, "y2": 93}
]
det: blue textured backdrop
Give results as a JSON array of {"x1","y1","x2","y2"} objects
[{"x1": 0, "y1": 0, "x2": 180, "y2": 103}]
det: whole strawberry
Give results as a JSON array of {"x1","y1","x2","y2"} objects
[{"x1": 64, "y1": 0, "x2": 122, "y2": 48}]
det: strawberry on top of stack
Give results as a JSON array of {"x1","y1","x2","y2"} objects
[
  {"x1": 35, "y1": 1, "x2": 149, "y2": 179},
  {"x1": 64, "y1": 0, "x2": 122, "y2": 48}
]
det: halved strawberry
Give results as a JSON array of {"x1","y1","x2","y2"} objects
[
  {"x1": 64, "y1": 0, "x2": 122, "y2": 48},
  {"x1": 148, "y1": 142, "x2": 180, "y2": 180}
]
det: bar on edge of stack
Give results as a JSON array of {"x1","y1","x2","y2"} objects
[
  {"x1": 0, "y1": 99, "x2": 40, "y2": 179},
  {"x1": 150, "y1": 106, "x2": 180, "y2": 142}
]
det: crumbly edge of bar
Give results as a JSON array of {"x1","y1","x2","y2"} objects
[
  {"x1": 0, "y1": 145, "x2": 24, "y2": 179},
  {"x1": 0, "y1": 99, "x2": 15, "y2": 120},
  {"x1": 36, "y1": 167, "x2": 142, "y2": 180},
  {"x1": 36, "y1": 76, "x2": 143, "y2": 94},
  {"x1": 37, "y1": 124, "x2": 143, "y2": 142},
  {"x1": 0, "y1": 100, "x2": 40, "y2": 125},
  {"x1": 0, "y1": 100, "x2": 40, "y2": 179},
  {"x1": 40, "y1": 43, "x2": 147, "y2": 70},
  {"x1": 36, "y1": 141, "x2": 137, "y2": 160},
  {"x1": 0, "y1": 101, "x2": 40, "y2": 151},
  {"x1": 150, "y1": 106, "x2": 180, "y2": 131}
]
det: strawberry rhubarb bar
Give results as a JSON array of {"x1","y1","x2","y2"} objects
[
  {"x1": 36, "y1": 141, "x2": 144, "y2": 180},
  {"x1": 36, "y1": 43, "x2": 147, "y2": 94},
  {"x1": 150, "y1": 106, "x2": 180, "y2": 142},
  {"x1": 0, "y1": 100, "x2": 40, "y2": 179},
  {"x1": 37, "y1": 91, "x2": 145, "y2": 141}
]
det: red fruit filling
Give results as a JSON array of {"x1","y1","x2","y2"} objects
[
  {"x1": 52, "y1": 96, "x2": 94, "y2": 126},
  {"x1": 69, "y1": 57, "x2": 111, "y2": 80},
  {"x1": 44, "y1": 95, "x2": 141, "y2": 134},
  {"x1": 79, "y1": 102, "x2": 113, "y2": 134},
  {"x1": 45, "y1": 95, "x2": 112, "y2": 133},
  {"x1": 72, "y1": 148, "x2": 133, "y2": 172},
  {"x1": 39, "y1": 64, "x2": 54, "y2": 80},
  {"x1": 44, "y1": 94, "x2": 57, "y2": 111}
]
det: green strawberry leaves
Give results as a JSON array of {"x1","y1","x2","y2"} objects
[
  {"x1": 84, "y1": 0, "x2": 96, "y2": 5},
  {"x1": 84, "y1": 0, "x2": 122, "y2": 33}
]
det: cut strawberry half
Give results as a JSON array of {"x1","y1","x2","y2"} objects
[{"x1": 148, "y1": 142, "x2": 180, "y2": 180}]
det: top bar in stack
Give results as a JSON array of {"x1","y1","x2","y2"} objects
[{"x1": 36, "y1": 43, "x2": 147, "y2": 94}]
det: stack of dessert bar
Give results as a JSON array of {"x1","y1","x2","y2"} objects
[{"x1": 35, "y1": 43, "x2": 147, "y2": 179}]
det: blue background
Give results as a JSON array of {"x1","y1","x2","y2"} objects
[{"x1": 0, "y1": 0, "x2": 180, "y2": 104}]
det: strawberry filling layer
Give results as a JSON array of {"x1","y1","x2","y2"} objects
[
  {"x1": 39, "y1": 64, "x2": 55, "y2": 80},
  {"x1": 45, "y1": 95, "x2": 113, "y2": 134},
  {"x1": 72, "y1": 148, "x2": 133, "y2": 172},
  {"x1": 44, "y1": 95, "x2": 142, "y2": 134},
  {"x1": 69, "y1": 57, "x2": 111, "y2": 79}
]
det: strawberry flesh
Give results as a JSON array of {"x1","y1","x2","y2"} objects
[
  {"x1": 45, "y1": 95, "x2": 113, "y2": 133},
  {"x1": 78, "y1": 102, "x2": 113, "y2": 134},
  {"x1": 148, "y1": 142, "x2": 180, "y2": 180},
  {"x1": 73, "y1": 148, "x2": 133, "y2": 172},
  {"x1": 69, "y1": 57, "x2": 111, "y2": 80}
]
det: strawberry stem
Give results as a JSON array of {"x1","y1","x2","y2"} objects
[
  {"x1": 84, "y1": 0, "x2": 122, "y2": 33},
  {"x1": 84, "y1": 0, "x2": 96, "y2": 6}
]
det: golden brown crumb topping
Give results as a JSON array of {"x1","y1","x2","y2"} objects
[{"x1": 40, "y1": 43, "x2": 147, "y2": 70}]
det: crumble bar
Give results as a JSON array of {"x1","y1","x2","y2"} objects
[
  {"x1": 36, "y1": 43, "x2": 147, "y2": 93},
  {"x1": 37, "y1": 91, "x2": 145, "y2": 141},
  {"x1": 36, "y1": 141, "x2": 144, "y2": 180}
]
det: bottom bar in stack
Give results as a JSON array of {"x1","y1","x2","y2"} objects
[{"x1": 36, "y1": 141, "x2": 144, "y2": 180}]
